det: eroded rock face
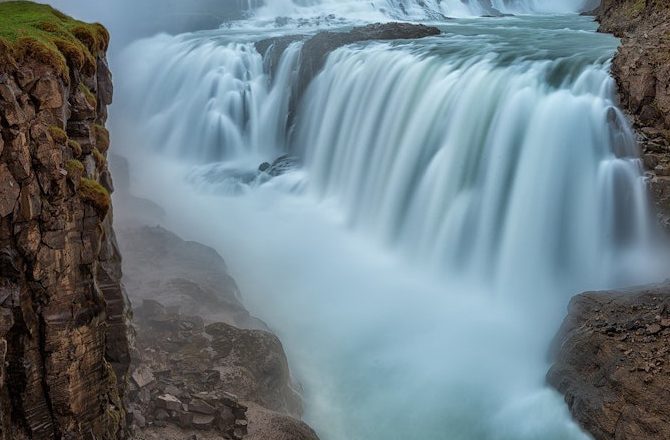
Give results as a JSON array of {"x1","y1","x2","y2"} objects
[
  {"x1": 596, "y1": 0, "x2": 670, "y2": 228},
  {"x1": 547, "y1": 284, "x2": 670, "y2": 440},
  {"x1": 0, "y1": 28, "x2": 130, "y2": 440}
]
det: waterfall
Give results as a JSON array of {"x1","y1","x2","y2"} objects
[
  {"x1": 250, "y1": 0, "x2": 597, "y2": 20},
  {"x1": 119, "y1": 34, "x2": 302, "y2": 164},
  {"x1": 298, "y1": 43, "x2": 654, "y2": 295},
  {"x1": 114, "y1": 14, "x2": 667, "y2": 440}
]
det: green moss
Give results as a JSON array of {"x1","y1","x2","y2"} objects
[
  {"x1": 67, "y1": 138, "x2": 82, "y2": 157},
  {"x1": 48, "y1": 125, "x2": 67, "y2": 144},
  {"x1": 64, "y1": 159, "x2": 84, "y2": 182},
  {"x1": 79, "y1": 83, "x2": 96, "y2": 108},
  {"x1": 92, "y1": 147, "x2": 106, "y2": 168},
  {"x1": 79, "y1": 177, "x2": 110, "y2": 218},
  {"x1": 0, "y1": 2, "x2": 109, "y2": 80},
  {"x1": 64, "y1": 158, "x2": 84, "y2": 173},
  {"x1": 627, "y1": 0, "x2": 647, "y2": 17},
  {"x1": 93, "y1": 124, "x2": 110, "y2": 152}
]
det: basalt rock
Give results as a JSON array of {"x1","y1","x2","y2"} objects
[
  {"x1": 0, "y1": 7, "x2": 131, "y2": 440},
  {"x1": 256, "y1": 22, "x2": 441, "y2": 119},
  {"x1": 595, "y1": 0, "x2": 670, "y2": 229}
]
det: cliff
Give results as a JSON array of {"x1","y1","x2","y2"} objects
[
  {"x1": 114, "y1": 225, "x2": 319, "y2": 440},
  {"x1": 596, "y1": 0, "x2": 670, "y2": 228},
  {"x1": 0, "y1": 3, "x2": 131, "y2": 439}
]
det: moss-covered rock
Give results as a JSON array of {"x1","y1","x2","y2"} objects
[
  {"x1": 49, "y1": 125, "x2": 67, "y2": 144},
  {"x1": 79, "y1": 177, "x2": 110, "y2": 219},
  {"x1": 0, "y1": 1, "x2": 109, "y2": 79},
  {"x1": 93, "y1": 123, "x2": 110, "y2": 152}
]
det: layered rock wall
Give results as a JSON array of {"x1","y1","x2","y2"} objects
[
  {"x1": 0, "y1": 4, "x2": 130, "y2": 439},
  {"x1": 596, "y1": 0, "x2": 670, "y2": 227}
]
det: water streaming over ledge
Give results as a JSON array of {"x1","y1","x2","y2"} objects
[{"x1": 114, "y1": 14, "x2": 669, "y2": 440}]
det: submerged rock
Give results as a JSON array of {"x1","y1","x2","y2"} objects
[
  {"x1": 256, "y1": 22, "x2": 441, "y2": 116},
  {"x1": 547, "y1": 283, "x2": 670, "y2": 440}
]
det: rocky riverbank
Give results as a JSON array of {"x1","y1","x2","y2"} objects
[
  {"x1": 596, "y1": 0, "x2": 670, "y2": 229},
  {"x1": 0, "y1": 3, "x2": 130, "y2": 439},
  {"x1": 115, "y1": 224, "x2": 319, "y2": 440},
  {"x1": 547, "y1": 4, "x2": 670, "y2": 439},
  {"x1": 548, "y1": 284, "x2": 670, "y2": 440}
]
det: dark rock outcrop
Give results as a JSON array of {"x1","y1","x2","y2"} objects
[
  {"x1": 0, "y1": 5, "x2": 131, "y2": 440},
  {"x1": 595, "y1": 0, "x2": 670, "y2": 228},
  {"x1": 548, "y1": 284, "x2": 670, "y2": 440},
  {"x1": 116, "y1": 225, "x2": 318, "y2": 440},
  {"x1": 256, "y1": 22, "x2": 441, "y2": 118}
]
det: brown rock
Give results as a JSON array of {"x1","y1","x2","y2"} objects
[
  {"x1": 548, "y1": 283, "x2": 670, "y2": 440},
  {"x1": 0, "y1": 163, "x2": 20, "y2": 217},
  {"x1": 31, "y1": 76, "x2": 63, "y2": 110}
]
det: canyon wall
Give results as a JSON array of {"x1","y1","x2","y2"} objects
[
  {"x1": 597, "y1": 0, "x2": 670, "y2": 228},
  {"x1": 0, "y1": 3, "x2": 131, "y2": 439},
  {"x1": 548, "y1": 5, "x2": 670, "y2": 439}
]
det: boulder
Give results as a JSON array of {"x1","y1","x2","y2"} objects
[{"x1": 548, "y1": 283, "x2": 670, "y2": 440}]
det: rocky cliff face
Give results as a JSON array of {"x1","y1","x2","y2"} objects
[
  {"x1": 547, "y1": 285, "x2": 670, "y2": 440},
  {"x1": 596, "y1": 0, "x2": 670, "y2": 228},
  {"x1": 0, "y1": 3, "x2": 131, "y2": 439}
]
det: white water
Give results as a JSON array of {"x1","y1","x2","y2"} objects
[
  {"x1": 251, "y1": 0, "x2": 594, "y2": 21},
  {"x1": 113, "y1": 13, "x2": 669, "y2": 440}
]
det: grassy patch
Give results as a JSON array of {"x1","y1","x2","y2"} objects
[
  {"x1": 93, "y1": 147, "x2": 106, "y2": 168},
  {"x1": 48, "y1": 125, "x2": 67, "y2": 144},
  {"x1": 64, "y1": 158, "x2": 84, "y2": 182},
  {"x1": 93, "y1": 124, "x2": 110, "y2": 152},
  {"x1": 79, "y1": 177, "x2": 110, "y2": 219},
  {"x1": 0, "y1": 1, "x2": 109, "y2": 79},
  {"x1": 79, "y1": 83, "x2": 97, "y2": 108},
  {"x1": 67, "y1": 138, "x2": 82, "y2": 157},
  {"x1": 627, "y1": 0, "x2": 647, "y2": 17}
]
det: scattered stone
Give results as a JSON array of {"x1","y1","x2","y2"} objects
[
  {"x1": 132, "y1": 365, "x2": 156, "y2": 388},
  {"x1": 154, "y1": 409, "x2": 169, "y2": 422},
  {"x1": 192, "y1": 414, "x2": 215, "y2": 430},
  {"x1": 188, "y1": 399, "x2": 215, "y2": 415},
  {"x1": 156, "y1": 394, "x2": 182, "y2": 411},
  {"x1": 648, "y1": 323, "x2": 662, "y2": 334}
]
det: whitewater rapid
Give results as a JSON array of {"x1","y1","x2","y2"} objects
[{"x1": 113, "y1": 13, "x2": 668, "y2": 440}]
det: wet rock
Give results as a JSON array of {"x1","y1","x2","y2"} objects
[{"x1": 256, "y1": 22, "x2": 440, "y2": 117}]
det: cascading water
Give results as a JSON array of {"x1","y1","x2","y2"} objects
[
  {"x1": 249, "y1": 0, "x2": 596, "y2": 21},
  {"x1": 113, "y1": 12, "x2": 669, "y2": 440}
]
